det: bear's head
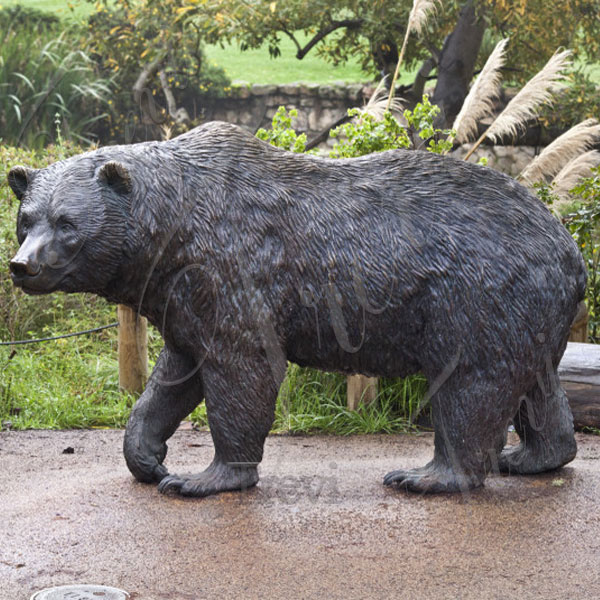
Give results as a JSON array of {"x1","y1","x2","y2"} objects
[{"x1": 7, "y1": 157, "x2": 131, "y2": 296}]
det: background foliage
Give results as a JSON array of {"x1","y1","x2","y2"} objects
[
  {"x1": 0, "y1": 0, "x2": 599, "y2": 432},
  {"x1": 563, "y1": 168, "x2": 600, "y2": 343},
  {"x1": 192, "y1": 0, "x2": 600, "y2": 84},
  {"x1": 0, "y1": 5, "x2": 112, "y2": 148},
  {"x1": 85, "y1": 0, "x2": 231, "y2": 142}
]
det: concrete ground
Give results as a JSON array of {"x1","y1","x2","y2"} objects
[{"x1": 1, "y1": 429, "x2": 600, "y2": 600}]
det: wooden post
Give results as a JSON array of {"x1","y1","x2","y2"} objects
[
  {"x1": 569, "y1": 301, "x2": 589, "y2": 343},
  {"x1": 118, "y1": 305, "x2": 148, "y2": 394},
  {"x1": 347, "y1": 375, "x2": 378, "y2": 411}
]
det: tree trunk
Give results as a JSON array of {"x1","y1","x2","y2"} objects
[{"x1": 431, "y1": 0, "x2": 487, "y2": 126}]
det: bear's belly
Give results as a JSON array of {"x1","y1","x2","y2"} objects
[{"x1": 286, "y1": 332, "x2": 423, "y2": 378}]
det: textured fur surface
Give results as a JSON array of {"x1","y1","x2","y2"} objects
[{"x1": 8, "y1": 121, "x2": 587, "y2": 496}]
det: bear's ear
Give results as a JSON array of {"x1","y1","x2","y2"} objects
[
  {"x1": 7, "y1": 166, "x2": 36, "y2": 201},
  {"x1": 97, "y1": 161, "x2": 132, "y2": 195}
]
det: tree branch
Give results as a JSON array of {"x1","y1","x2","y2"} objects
[
  {"x1": 296, "y1": 19, "x2": 363, "y2": 60},
  {"x1": 158, "y1": 70, "x2": 190, "y2": 125},
  {"x1": 133, "y1": 52, "x2": 168, "y2": 124},
  {"x1": 411, "y1": 55, "x2": 438, "y2": 101},
  {"x1": 278, "y1": 27, "x2": 302, "y2": 54},
  {"x1": 133, "y1": 53, "x2": 165, "y2": 106},
  {"x1": 305, "y1": 112, "x2": 352, "y2": 150}
]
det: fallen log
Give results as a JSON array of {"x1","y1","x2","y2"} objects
[{"x1": 560, "y1": 342, "x2": 600, "y2": 430}]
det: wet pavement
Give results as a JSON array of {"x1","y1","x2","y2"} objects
[{"x1": 1, "y1": 429, "x2": 600, "y2": 600}]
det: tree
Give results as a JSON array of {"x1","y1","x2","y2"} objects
[
  {"x1": 189, "y1": 0, "x2": 600, "y2": 125},
  {"x1": 85, "y1": 0, "x2": 230, "y2": 141}
]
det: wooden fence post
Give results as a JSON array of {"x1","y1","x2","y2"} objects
[
  {"x1": 118, "y1": 305, "x2": 148, "y2": 394},
  {"x1": 569, "y1": 301, "x2": 589, "y2": 343},
  {"x1": 347, "y1": 375, "x2": 378, "y2": 411}
]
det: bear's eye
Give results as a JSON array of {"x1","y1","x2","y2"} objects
[
  {"x1": 19, "y1": 214, "x2": 32, "y2": 231},
  {"x1": 17, "y1": 214, "x2": 33, "y2": 242},
  {"x1": 56, "y1": 216, "x2": 76, "y2": 233}
]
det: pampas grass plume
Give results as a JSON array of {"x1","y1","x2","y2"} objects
[
  {"x1": 485, "y1": 49, "x2": 572, "y2": 143},
  {"x1": 520, "y1": 118, "x2": 600, "y2": 183},
  {"x1": 452, "y1": 38, "x2": 509, "y2": 145}
]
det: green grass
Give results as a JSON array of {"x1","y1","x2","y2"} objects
[
  {"x1": 183, "y1": 365, "x2": 430, "y2": 435},
  {"x1": 0, "y1": 317, "x2": 429, "y2": 433},
  {"x1": 0, "y1": 319, "x2": 130, "y2": 429},
  {"x1": 203, "y1": 34, "x2": 418, "y2": 85},
  {"x1": 271, "y1": 365, "x2": 429, "y2": 435},
  {"x1": 0, "y1": 0, "x2": 90, "y2": 18},
  {"x1": 203, "y1": 37, "x2": 370, "y2": 85},
  {"x1": 0, "y1": 287, "x2": 163, "y2": 430},
  {"x1": 0, "y1": 334, "x2": 428, "y2": 432},
  {"x1": 582, "y1": 427, "x2": 600, "y2": 436}
]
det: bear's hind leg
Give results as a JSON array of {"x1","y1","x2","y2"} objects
[
  {"x1": 499, "y1": 371, "x2": 577, "y2": 474},
  {"x1": 159, "y1": 356, "x2": 281, "y2": 497},
  {"x1": 123, "y1": 347, "x2": 204, "y2": 483},
  {"x1": 384, "y1": 375, "x2": 510, "y2": 493}
]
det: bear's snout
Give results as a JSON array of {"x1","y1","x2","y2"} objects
[
  {"x1": 9, "y1": 232, "x2": 68, "y2": 294},
  {"x1": 10, "y1": 236, "x2": 44, "y2": 281},
  {"x1": 10, "y1": 255, "x2": 41, "y2": 278}
]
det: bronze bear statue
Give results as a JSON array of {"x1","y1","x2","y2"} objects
[{"x1": 8, "y1": 121, "x2": 586, "y2": 497}]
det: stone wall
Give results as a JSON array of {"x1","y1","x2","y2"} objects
[
  {"x1": 203, "y1": 82, "x2": 369, "y2": 144},
  {"x1": 203, "y1": 82, "x2": 540, "y2": 177},
  {"x1": 451, "y1": 144, "x2": 538, "y2": 178}
]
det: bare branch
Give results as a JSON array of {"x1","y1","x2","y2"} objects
[
  {"x1": 158, "y1": 70, "x2": 190, "y2": 126},
  {"x1": 296, "y1": 19, "x2": 364, "y2": 60},
  {"x1": 411, "y1": 55, "x2": 438, "y2": 101},
  {"x1": 280, "y1": 28, "x2": 302, "y2": 54},
  {"x1": 133, "y1": 53, "x2": 165, "y2": 107}
]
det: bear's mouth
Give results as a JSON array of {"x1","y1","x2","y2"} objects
[{"x1": 11, "y1": 271, "x2": 64, "y2": 295}]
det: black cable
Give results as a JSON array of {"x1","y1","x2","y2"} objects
[{"x1": 0, "y1": 322, "x2": 119, "y2": 346}]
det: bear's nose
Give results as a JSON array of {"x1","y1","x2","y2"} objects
[{"x1": 9, "y1": 258, "x2": 40, "y2": 277}]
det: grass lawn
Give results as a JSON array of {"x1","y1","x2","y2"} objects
[
  {"x1": 0, "y1": 0, "x2": 407, "y2": 85},
  {"x1": 0, "y1": 0, "x2": 90, "y2": 18},
  {"x1": 204, "y1": 38, "x2": 371, "y2": 85}
]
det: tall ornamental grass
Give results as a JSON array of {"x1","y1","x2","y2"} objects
[{"x1": 0, "y1": 5, "x2": 112, "y2": 149}]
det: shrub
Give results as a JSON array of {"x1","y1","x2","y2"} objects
[
  {"x1": 329, "y1": 110, "x2": 410, "y2": 158},
  {"x1": 0, "y1": 6, "x2": 112, "y2": 149},
  {"x1": 330, "y1": 94, "x2": 454, "y2": 158},
  {"x1": 539, "y1": 70, "x2": 600, "y2": 131},
  {"x1": 256, "y1": 107, "x2": 310, "y2": 153},
  {"x1": 563, "y1": 168, "x2": 600, "y2": 343}
]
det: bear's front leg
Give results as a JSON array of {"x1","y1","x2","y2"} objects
[
  {"x1": 158, "y1": 355, "x2": 281, "y2": 497},
  {"x1": 123, "y1": 347, "x2": 204, "y2": 483}
]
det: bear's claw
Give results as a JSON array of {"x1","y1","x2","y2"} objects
[
  {"x1": 157, "y1": 463, "x2": 259, "y2": 497},
  {"x1": 498, "y1": 440, "x2": 577, "y2": 475},
  {"x1": 158, "y1": 474, "x2": 186, "y2": 494},
  {"x1": 384, "y1": 463, "x2": 483, "y2": 494}
]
